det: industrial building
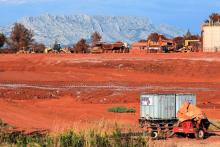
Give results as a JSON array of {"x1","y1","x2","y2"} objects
[{"x1": 202, "y1": 23, "x2": 220, "y2": 52}]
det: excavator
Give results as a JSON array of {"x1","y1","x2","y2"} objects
[{"x1": 177, "y1": 40, "x2": 200, "y2": 53}]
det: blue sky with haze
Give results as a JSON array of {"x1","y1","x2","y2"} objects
[{"x1": 0, "y1": 0, "x2": 219, "y2": 33}]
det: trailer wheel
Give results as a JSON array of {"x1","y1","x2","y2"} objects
[
  {"x1": 151, "y1": 131, "x2": 158, "y2": 140},
  {"x1": 196, "y1": 129, "x2": 205, "y2": 139}
]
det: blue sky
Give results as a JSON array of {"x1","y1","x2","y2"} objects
[{"x1": 0, "y1": 0, "x2": 220, "y2": 33}]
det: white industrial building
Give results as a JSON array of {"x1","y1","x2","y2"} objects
[{"x1": 202, "y1": 24, "x2": 220, "y2": 52}]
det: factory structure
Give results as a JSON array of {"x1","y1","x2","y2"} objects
[{"x1": 202, "y1": 21, "x2": 220, "y2": 52}]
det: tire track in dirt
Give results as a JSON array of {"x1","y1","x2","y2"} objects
[{"x1": 0, "y1": 83, "x2": 213, "y2": 92}]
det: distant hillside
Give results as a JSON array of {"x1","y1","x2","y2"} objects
[{"x1": 0, "y1": 14, "x2": 185, "y2": 46}]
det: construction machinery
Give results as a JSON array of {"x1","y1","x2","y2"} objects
[
  {"x1": 16, "y1": 50, "x2": 31, "y2": 54},
  {"x1": 139, "y1": 93, "x2": 219, "y2": 140},
  {"x1": 171, "y1": 101, "x2": 210, "y2": 139},
  {"x1": 176, "y1": 40, "x2": 201, "y2": 53},
  {"x1": 185, "y1": 40, "x2": 200, "y2": 47},
  {"x1": 91, "y1": 41, "x2": 129, "y2": 54},
  {"x1": 59, "y1": 48, "x2": 71, "y2": 53},
  {"x1": 44, "y1": 47, "x2": 71, "y2": 54},
  {"x1": 91, "y1": 43, "x2": 104, "y2": 54},
  {"x1": 44, "y1": 48, "x2": 56, "y2": 54}
]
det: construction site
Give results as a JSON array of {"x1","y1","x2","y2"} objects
[
  {"x1": 1, "y1": 10, "x2": 220, "y2": 146},
  {"x1": 0, "y1": 52, "x2": 220, "y2": 146}
]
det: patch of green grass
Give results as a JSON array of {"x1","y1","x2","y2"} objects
[{"x1": 107, "y1": 106, "x2": 136, "y2": 113}]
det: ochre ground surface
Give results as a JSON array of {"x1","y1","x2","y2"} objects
[{"x1": 0, "y1": 53, "x2": 220, "y2": 146}]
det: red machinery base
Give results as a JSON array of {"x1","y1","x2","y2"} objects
[{"x1": 172, "y1": 119, "x2": 209, "y2": 139}]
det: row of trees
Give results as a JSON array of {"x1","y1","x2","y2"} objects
[{"x1": 0, "y1": 23, "x2": 102, "y2": 53}]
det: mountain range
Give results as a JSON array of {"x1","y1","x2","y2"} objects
[{"x1": 0, "y1": 14, "x2": 185, "y2": 46}]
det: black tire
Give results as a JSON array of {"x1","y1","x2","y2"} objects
[
  {"x1": 151, "y1": 131, "x2": 158, "y2": 140},
  {"x1": 195, "y1": 129, "x2": 205, "y2": 139},
  {"x1": 187, "y1": 133, "x2": 195, "y2": 138}
]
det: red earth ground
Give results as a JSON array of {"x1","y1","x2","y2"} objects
[{"x1": 0, "y1": 53, "x2": 220, "y2": 145}]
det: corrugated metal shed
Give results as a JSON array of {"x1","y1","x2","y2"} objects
[
  {"x1": 140, "y1": 93, "x2": 196, "y2": 120},
  {"x1": 140, "y1": 94, "x2": 176, "y2": 120}
]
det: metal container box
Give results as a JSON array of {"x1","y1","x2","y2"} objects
[
  {"x1": 140, "y1": 94, "x2": 196, "y2": 120},
  {"x1": 140, "y1": 94, "x2": 176, "y2": 120}
]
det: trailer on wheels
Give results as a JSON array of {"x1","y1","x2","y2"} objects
[
  {"x1": 138, "y1": 93, "x2": 206, "y2": 139},
  {"x1": 91, "y1": 41, "x2": 130, "y2": 54}
]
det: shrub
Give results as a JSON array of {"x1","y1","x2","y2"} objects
[
  {"x1": 87, "y1": 130, "x2": 110, "y2": 147},
  {"x1": 59, "y1": 130, "x2": 85, "y2": 147},
  {"x1": 107, "y1": 106, "x2": 136, "y2": 113},
  {"x1": 111, "y1": 128, "x2": 148, "y2": 147}
]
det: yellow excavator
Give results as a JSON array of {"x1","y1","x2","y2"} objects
[{"x1": 177, "y1": 40, "x2": 200, "y2": 53}]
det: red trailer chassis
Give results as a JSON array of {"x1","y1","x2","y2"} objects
[
  {"x1": 173, "y1": 120, "x2": 209, "y2": 139},
  {"x1": 172, "y1": 119, "x2": 210, "y2": 139},
  {"x1": 140, "y1": 118, "x2": 210, "y2": 139}
]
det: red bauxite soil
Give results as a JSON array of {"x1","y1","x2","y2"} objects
[{"x1": 0, "y1": 53, "x2": 220, "y2": 145}]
